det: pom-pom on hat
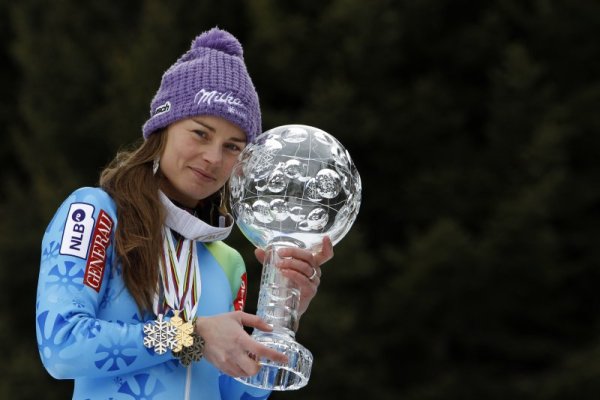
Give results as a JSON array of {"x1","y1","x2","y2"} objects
[{"x1": 142, "y1": 27, "x2": 261, "y2": 143}]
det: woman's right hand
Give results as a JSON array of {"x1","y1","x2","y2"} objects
[{"x1": 195, "y1": 311, "x2": 288, "y2": 377}]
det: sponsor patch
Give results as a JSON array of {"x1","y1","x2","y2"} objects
[
  {"x1": 83, "y1": 210, "x2": 114, "y2": 292},
  {"x1": 153, "y1": 101, "x2": 171, "y2": 117},
  {"x1": 234, "y1": 272, "x2": 247, "y2": 311},
  {"x1": 60, "y1": 203, "x2": 96, "y2": 259},
  {"x1": 194, "y1": 89, "x2": 243, "y2": 108}
]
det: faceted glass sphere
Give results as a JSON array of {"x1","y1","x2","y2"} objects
[{"x1": 229, "y1": 125, "x2": 362, "y2": 250}]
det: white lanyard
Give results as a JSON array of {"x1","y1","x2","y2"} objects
[
  {"x1": 155, "y1": 227, "x2": 201, "y2": 321},
  {"x1": 153, "y1": 191, "x2": 233, "y2": 320}
]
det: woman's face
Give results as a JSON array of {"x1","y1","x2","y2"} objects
[{"x1": 159, "y1": 116, "x2": 246, "y2": 208}]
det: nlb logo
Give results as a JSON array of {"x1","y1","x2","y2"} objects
[
  {"x1": 84, "y1": 210, "x2": 114, "y2": 292},
  {"x1": 60, "y1": 203, "x2": 95, "y2": 259}
]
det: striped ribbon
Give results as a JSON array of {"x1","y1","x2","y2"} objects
[{"x1": 154, "y1": 226, "x2": 201, "y2": 321}]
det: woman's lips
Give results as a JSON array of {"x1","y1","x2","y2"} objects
[{"x1": 190, "y1": 167, "x2": 216, "y2": 182}]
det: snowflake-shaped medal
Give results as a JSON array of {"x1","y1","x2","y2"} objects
[
  {"x1": 143, "y1": 314, "x2": 178, "y2": 355},
  {"x1": 175, "y1": 332, "x2": 205, "y2": 367},
  {"x1": 170, "y1": 310, "x2": 194, "y2": 353}
]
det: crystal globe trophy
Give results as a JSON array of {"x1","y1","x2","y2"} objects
[{"x1": 229, "y1": 124, "x2": 361, "y2": 390}]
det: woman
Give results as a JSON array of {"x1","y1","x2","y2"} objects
[{"x1": 36, "y1": 27, "x2": 333, "y2": 400}]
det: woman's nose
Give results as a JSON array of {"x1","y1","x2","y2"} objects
[{"x1": 202, "y1": 143, "x2": 222, "y2": 164}]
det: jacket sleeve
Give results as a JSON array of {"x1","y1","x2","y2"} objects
[
  {"x1": 206, "y1": 241, "x2": 248, "y2": 312},
  {"x1": 36, "y1": 187, "x2": 174, "y2": 379}
]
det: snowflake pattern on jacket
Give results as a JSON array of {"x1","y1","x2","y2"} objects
[{"x1": 36, "y1": 187, "x2": 270, "y2": 400}]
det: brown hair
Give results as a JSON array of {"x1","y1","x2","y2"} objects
[
  {"x1": 99, "y1": 131, "x2": 232, "y2": 314},
  {"x1": 99, "y1": 133, "x2": 166, "y2": 313}
]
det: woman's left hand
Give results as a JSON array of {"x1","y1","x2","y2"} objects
[{"x1": 255, "y1": 236, "x2": 334, "y2": 316}]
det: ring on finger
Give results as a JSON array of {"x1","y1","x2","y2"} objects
[{"x1": 308, "y1": 267, "x2": 318, "y2": 281}]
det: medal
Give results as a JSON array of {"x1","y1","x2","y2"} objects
[
  {"x1": 170, "y1": 310, "x2": 195, "y2": 353},
  {"x1": 144, "y1": 226, "x2": 204, "y2": 364},
  {"x1": 142, "y1": 314, "x2": 178, "y2": 355},
  {"x1": 174, "y1": 331, "x2": 205, "y2": 367}
]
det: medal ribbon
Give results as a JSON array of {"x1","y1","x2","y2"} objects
[{"x1": 156, "y1": 226, "x2": 201, "y2": 321}]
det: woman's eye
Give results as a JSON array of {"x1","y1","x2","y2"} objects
[
  {"x1": 193, "y1": 130, "x2": 208, "y2": 139},
  {"x1": 225, "y1": 143, "x2": 242, "y2": 152}
]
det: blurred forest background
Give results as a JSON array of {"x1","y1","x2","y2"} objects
[{"x1": 1, "y1": 0, "x2": 599, "y2": 399}]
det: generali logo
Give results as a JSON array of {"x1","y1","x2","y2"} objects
[{"x1": 83, "y1": 210, "x2": 114, "y2": 292}]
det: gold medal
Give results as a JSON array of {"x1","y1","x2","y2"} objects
[{"x1": 170, "y1": 310, "x2": 194, "y2": 353}]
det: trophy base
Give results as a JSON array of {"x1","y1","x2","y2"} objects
[{"x1": 234, "y1": 330, "x2": 313, "y2": 391}]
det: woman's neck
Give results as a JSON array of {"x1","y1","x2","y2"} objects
[{"x1": 158, "y1": 178, "x2": 199, "y2": 209}]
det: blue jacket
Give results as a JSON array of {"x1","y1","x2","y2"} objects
[{"x1": 36, "y1": 187, "x2": 270, "y2": 400}]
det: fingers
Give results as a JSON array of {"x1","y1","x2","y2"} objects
[
  {"x1": 279, "y1": 264, "x2": 320, "y2": 286},
  {"x1": 256, "y1": 246, "x2": 320, "y2": 283},
  {"x1": 277, "y1": 248, "x2": 324, "y2": 283},
  {"x1": 255, "y1": 236, "x2": 333, "y2": 280},
  {"x1": 252, "y1": 237, "x2": 334, "y2": 320},
  {"x1": 278, "y1": 236, "x2": 332, "y2": 265},
  {"x1": 277, "y1": 255, "x2": 320, "y2": 282},
  {"x1": 239, "y1": 312, "x2": 273, "y2": 332},
  {"x1": 244, "y1": 337, "x2": 289, "y2": 365},
  {"x1": 256, "y1": 237, "x2": 334, "y2": 263},
  {"x1": 221, "y1": 358, "x2": 257, "y2": 378},
  {"x1": 198, "y1": 312, "x2": 288, "y2": 377},
  {"x1": 317, "y1": 236, "x2": 334, "y2": 265},
  {"x1": 237, "y1": 312, "x2": 287, "y2": 363},
  {"x1": 236, "y1": 312, "x2": 288, "y2": 365},
  {"x1": 254, "y1": 247, "x2": 266, "y2": 264},
  {"x1": 220, "y1": 336, "x2": 287, "y2": 377},
  {"x1": 222, "y1": 348, "x2": 287, "y2": 378}
]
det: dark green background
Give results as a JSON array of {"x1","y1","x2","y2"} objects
[{"x1": 1, "y1": 1, "x2": 599, "y2": 399}]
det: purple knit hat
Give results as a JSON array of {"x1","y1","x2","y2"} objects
[{"x1": 142, "y1": 28, "x2": 261, "y2": 142}]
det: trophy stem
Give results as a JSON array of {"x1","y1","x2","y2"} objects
[
  {"x1": 257, "y1": 243, "x2": 300, "y2": 334},
  {"x1": 234, "y1": 242, "x2": 313, "y2": 390}
]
